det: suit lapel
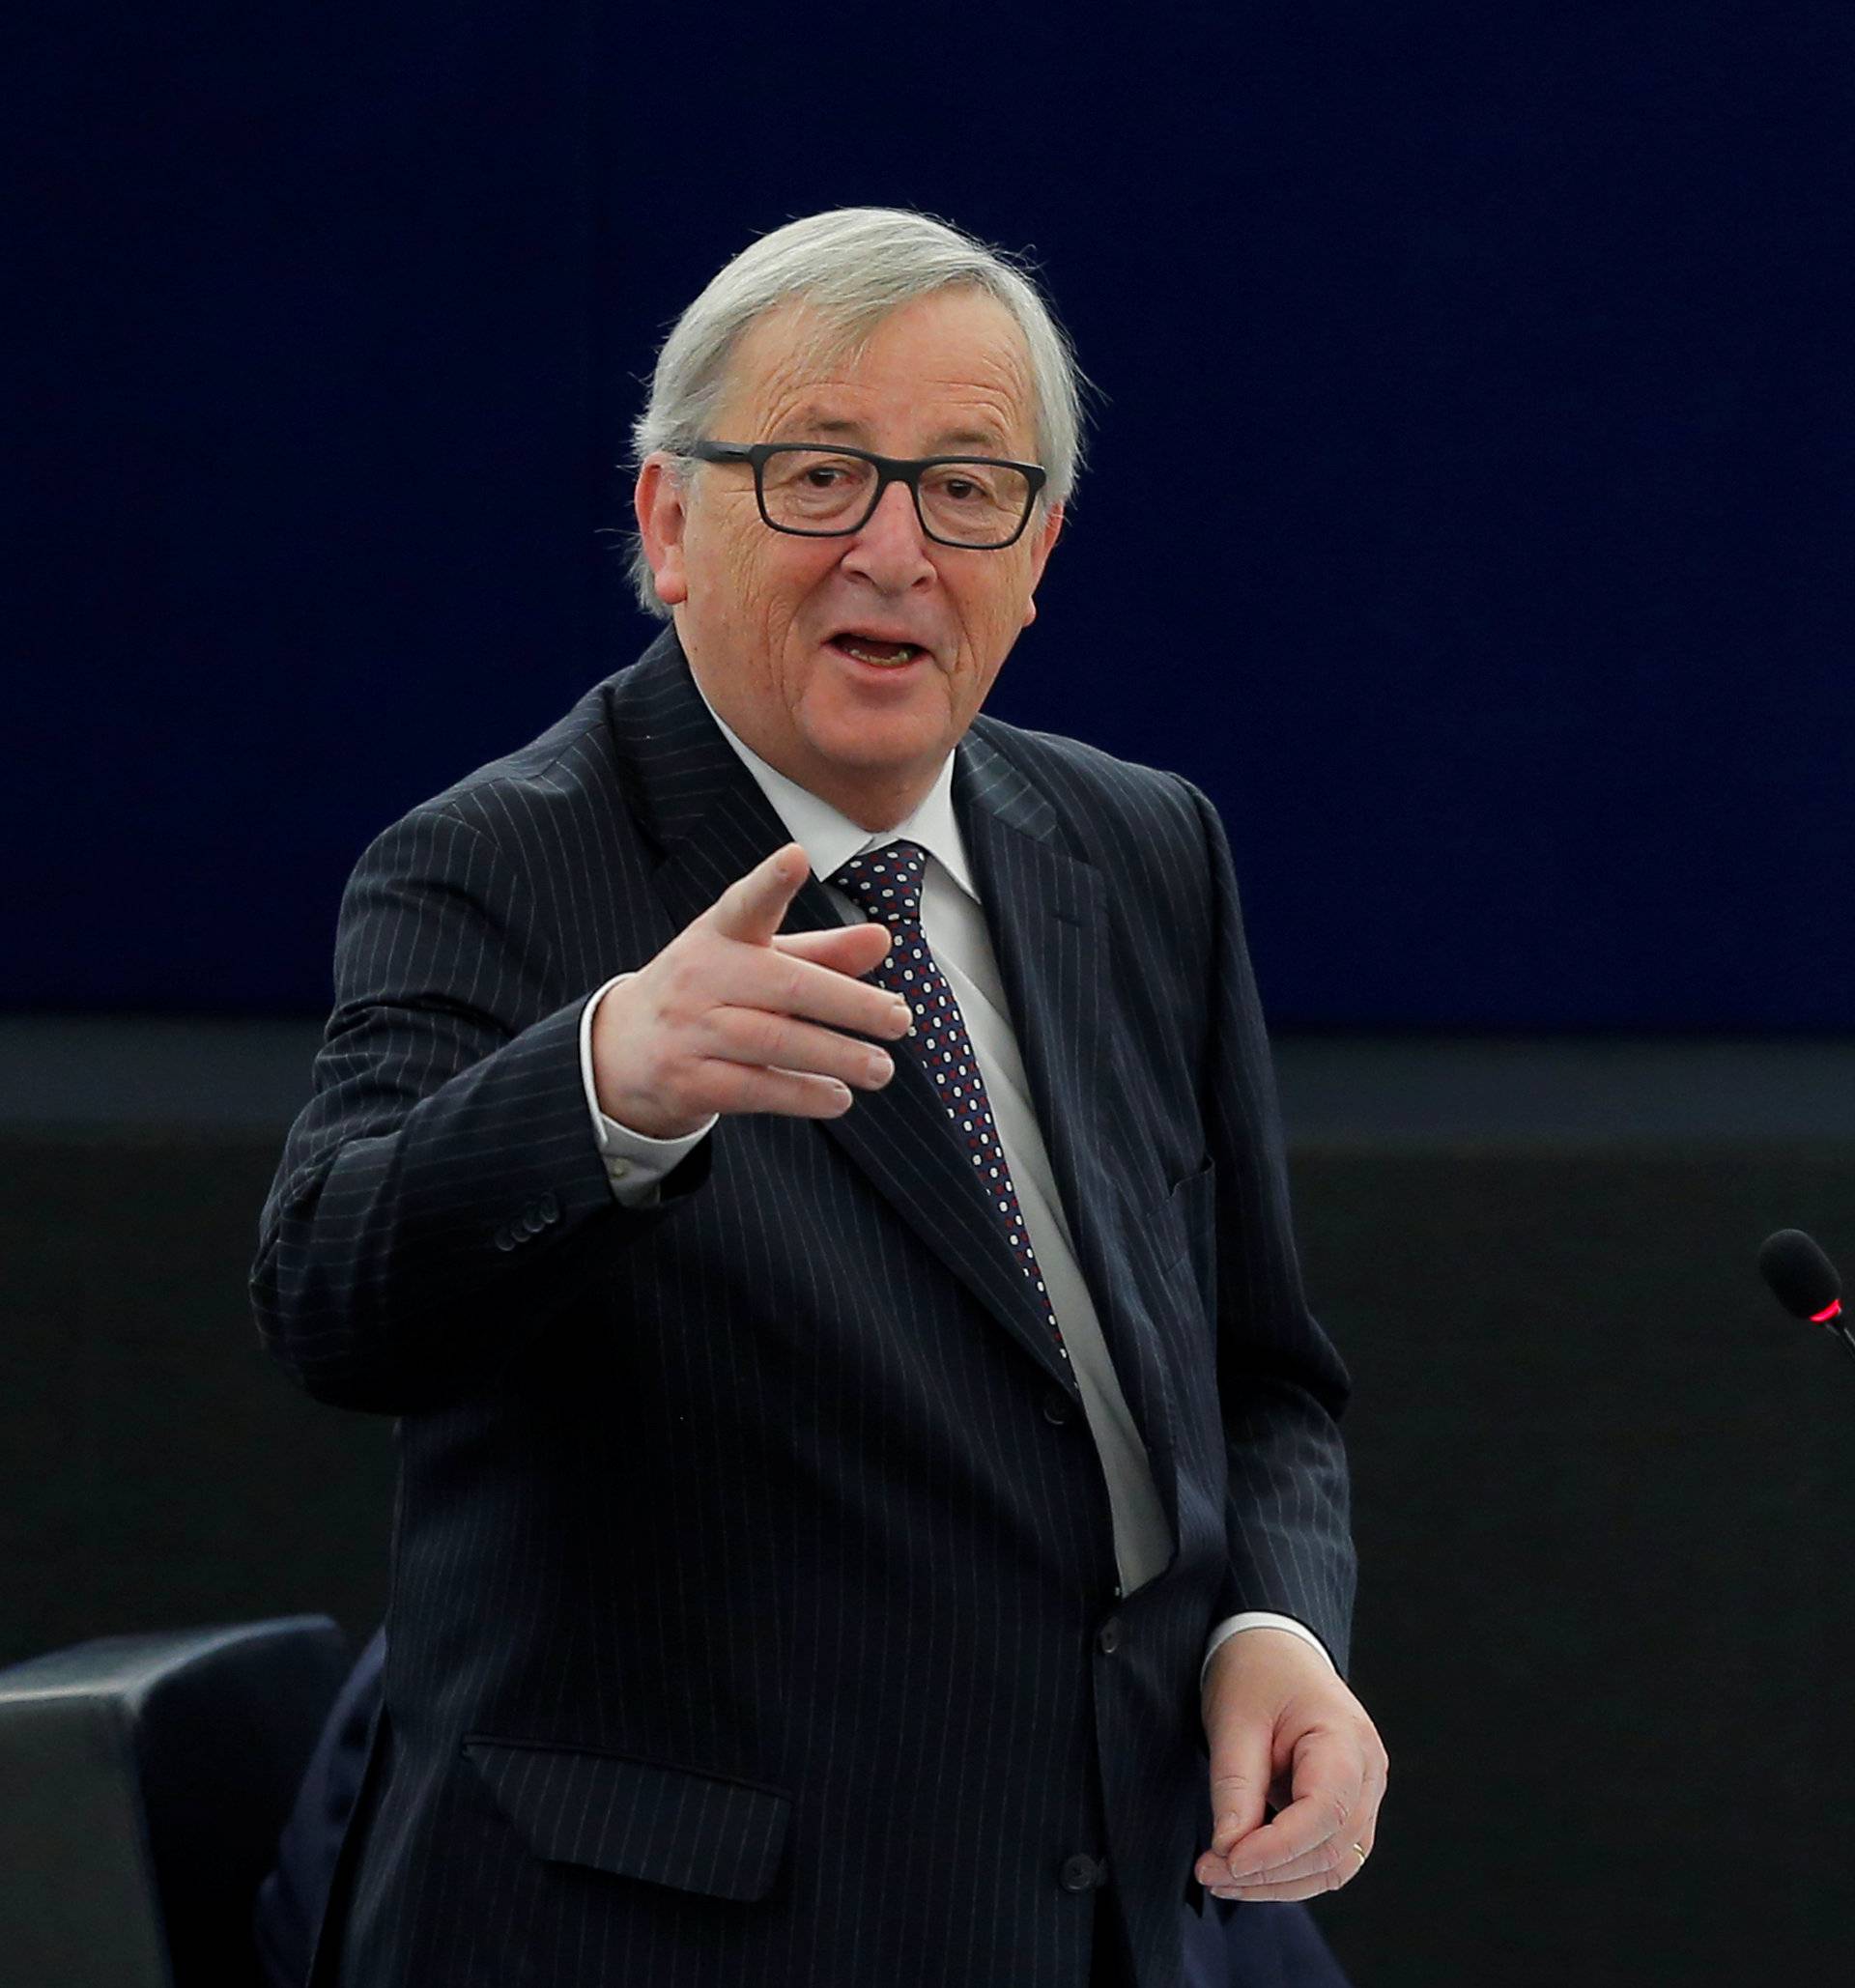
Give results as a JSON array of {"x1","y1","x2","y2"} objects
[
  {"x1": 956, "y1": 725, "x2": 1182, "y2": 1526},
  {"x1": 606, "y1": 635, "x2": 1082, "y2": 1402}
]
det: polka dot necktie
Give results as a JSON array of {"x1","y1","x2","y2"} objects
[{"x1": 828, "y1": 839, "x2": 1068, "y2": 1362}]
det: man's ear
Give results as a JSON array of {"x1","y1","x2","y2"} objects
[
  {"x1": 635, "y1": 455, "x2": 690, "y2": 608},
  {"x1": 1022, "y1": 500, "x2": 1065, "y2": 627}
]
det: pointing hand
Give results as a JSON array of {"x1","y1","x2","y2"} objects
[{"x1": 590, "y1": 842, "x2": 914, "y2": 1140}]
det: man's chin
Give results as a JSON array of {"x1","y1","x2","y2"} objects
[{"x1": 800, "y1": 691, "x2": 956, "y2": 771}]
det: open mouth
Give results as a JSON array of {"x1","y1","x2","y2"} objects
[{"x1": 829, "y1": 634, "x2": 928, "y2": 668}]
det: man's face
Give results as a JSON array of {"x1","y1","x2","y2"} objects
[{"x1": 636, "y1": 287, "x2": 1063, "y2": 827}]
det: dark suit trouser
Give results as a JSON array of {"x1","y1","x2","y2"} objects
[{"x1": 1091, "y1": 1893, "x2": 1138, "y2": 1988}]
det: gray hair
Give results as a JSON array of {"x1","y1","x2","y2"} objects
[{"x1": 626, "y1": 207, "x2": 1088, "y2": 617}]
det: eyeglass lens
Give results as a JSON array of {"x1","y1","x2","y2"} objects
[{"x1": 758, "y1": 448, "x2": 1032, "y2": 546}]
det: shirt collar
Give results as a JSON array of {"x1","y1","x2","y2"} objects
[{"x1": 691, "y1": 672, "x2": 981, "y2": 901}]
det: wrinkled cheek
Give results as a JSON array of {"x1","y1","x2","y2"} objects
[
  {"x1": 722, "y1": 577, "x2": 785, "y2": 677},
  {"x1": 961, "y1": 647, "x2": 1008, "y2": 718}
]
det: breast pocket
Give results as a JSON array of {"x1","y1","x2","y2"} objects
[{"x1": 463, "y1": 1737, "x2": 792, "y2": 1903}]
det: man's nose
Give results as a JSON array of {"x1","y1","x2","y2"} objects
[{"x1": 840, "y1": 479, "x2": 935, "y2": 589}]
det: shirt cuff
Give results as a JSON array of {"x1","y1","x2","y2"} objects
[
  {"x1": 1200, "y1": 1612, "x2": 1337, "y2": 1690},
  {"x1": 580, "y1": 974, "x2": 717, "y2": 1207}
]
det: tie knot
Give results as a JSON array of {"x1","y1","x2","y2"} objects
[{"x1": 829, "y1": 839, "x2": 928, "y2": 924}]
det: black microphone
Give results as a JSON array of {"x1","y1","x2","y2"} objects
[{"x1": 1757, "y1": 1229, "x2": 1852, "y2": 1365}]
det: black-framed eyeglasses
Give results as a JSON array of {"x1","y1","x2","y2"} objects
[{"x1": 686, "y1": 440, "x2": 1047, "y2": 551}]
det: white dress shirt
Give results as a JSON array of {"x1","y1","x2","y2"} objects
[{"x1": 575, "y1": 683, "x2": 1331, "y2": 1686}]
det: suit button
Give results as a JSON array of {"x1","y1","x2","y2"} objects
[
  {"x1": 539, "y1": 1191, "x2": 561, "y2": 1223},
  {"x1": 1042, "y1": 1392, "x2": 1071, "y2": 1426},
  {"x1": 1097, "y1": 1617, "x2": 1123, "y2": 1656},
  {"x1": 493, "y1": 1227, "x2": 517, "y2": 1252},
  {"x1": 520, "y1": 1204, "x2": 546, "y2": 1235},
  {"x1": 1059, "y1": 1853, "x2": 1103, "y2": 1893}
]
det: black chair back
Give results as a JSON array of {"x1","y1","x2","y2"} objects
[{"x1": 0, "y1": 1617, "x2": 349, "y2": 1988}]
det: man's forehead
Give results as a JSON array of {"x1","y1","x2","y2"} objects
[{"x1": 719, "y1": 293, "x2": 1036, "y2": 445}]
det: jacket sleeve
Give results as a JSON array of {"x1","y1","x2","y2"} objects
[
  {"x1": 1176, "y1": 775, "x2": 1358, "y2": 1677},
  {"x1": 250, "y1": 801, "x2": 705, "y2": 1414}
]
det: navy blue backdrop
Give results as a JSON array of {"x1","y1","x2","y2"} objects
[{"x1": 13, "y1": 2, "x2": 1851, "y2": 1026}]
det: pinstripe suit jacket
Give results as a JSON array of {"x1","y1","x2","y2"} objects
[{"x1": 253, "y1": 628, "x2": 1356, "y2": 1987}]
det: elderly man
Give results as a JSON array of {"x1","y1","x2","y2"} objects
[{"x1": 254, "y1": 207, "x2": 1385, "y2": 1988}]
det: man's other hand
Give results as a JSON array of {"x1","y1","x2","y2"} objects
[
  {"x1": 591, "y1": 842, "x2": 915, "y2": 1139},
  {"x1": 1194, "y1": 1627, "x2": 1387, "y2": 1903}
]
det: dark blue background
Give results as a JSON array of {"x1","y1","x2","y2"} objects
[{"x1": 13, "y1": 2, "x2": 1851, "y2": 1025}]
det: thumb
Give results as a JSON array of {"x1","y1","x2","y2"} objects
[
  {"x1": 1207, "y1": 1716, "x2": 1275, "y2": 1859},
  {"x1": 708, "y1": 842, "x2": 812, "y2": 947}
]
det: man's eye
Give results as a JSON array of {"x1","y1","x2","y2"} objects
[{"x1": 926, "y1": 469, "x2": 998, "y2": 504}]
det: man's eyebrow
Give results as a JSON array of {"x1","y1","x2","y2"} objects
[
  {"x1": 767, "y1": 411, "x2": 1020, "y2": 456},
  {"x1": 924, "y1": 426, "x2": 1015, "y2": 455},
  {"x1": 772, "y1": 412, "x2": 869, "y2": 441}
]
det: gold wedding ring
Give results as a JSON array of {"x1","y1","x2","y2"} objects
[{"x1": 1351, "y1": 1841, "x2": 1368, "y2": 1869}]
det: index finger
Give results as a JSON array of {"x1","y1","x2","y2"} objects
[
  {"x1": 706, "y1": 843, "x2": 812, "y2": 947},
  {"x1": 726, "y1": 939, "x2": 914, "y2": 1040}
]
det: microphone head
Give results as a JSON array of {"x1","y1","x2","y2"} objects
[{"x1": 1758, "y1": 1229, "x2": 1843, "y2": 1324}]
